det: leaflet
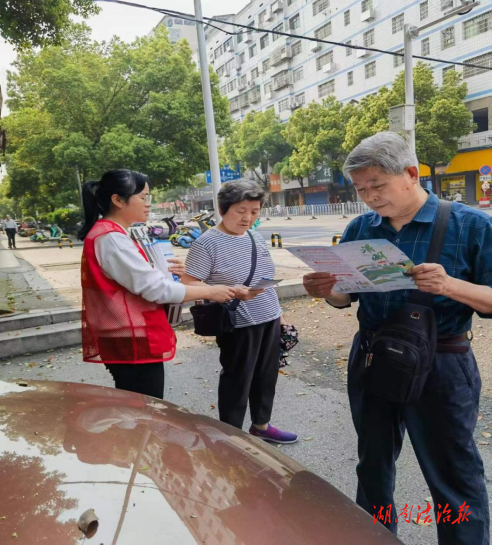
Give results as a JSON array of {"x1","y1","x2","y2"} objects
[
  {"x1": 249, "y1": 278, "x2": 282, "y2": 290},
  {"x1": 288, "y1": 240, "x2": 417, "y2": 293}
]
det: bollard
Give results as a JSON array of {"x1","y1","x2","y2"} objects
[
  {"x1": 58, "y1": 241, "x2": 62, "y2": 249},
  {"x1": 332, "y1": 234, "x2": 342, "y2": 246},
  {"x1": 69, "y1": 240, "x2": 73, "y2": 248},
  {"x1": 271, "y1": 233, "x2": 282, "y2": 248}
]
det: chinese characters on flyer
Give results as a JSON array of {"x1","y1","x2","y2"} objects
[{"x1": 288, "y1": 239, "x2": 417, "y2": 293}]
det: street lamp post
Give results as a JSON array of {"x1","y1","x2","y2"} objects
[
  {"x1": 401, "y1": 1, "x2": 480, "y2": 153},
  {"x1": 194, "y1": 0, "x2": 222, "y2": 222}
]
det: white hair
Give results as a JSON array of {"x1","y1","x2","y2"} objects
[{"x1": 343, "y1": 132, "x2": 418, "y2": 181}]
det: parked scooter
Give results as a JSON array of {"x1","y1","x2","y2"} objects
[{"x1": 30, "y1": 224, "x2": 65, "y2": 242}]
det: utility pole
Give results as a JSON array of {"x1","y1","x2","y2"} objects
[
  {"x1": 400, "y1": 1, "x2": 480, "y2": 152},
  {"x1": 194, "y1": 0, "x2": 222, "y2": 221},
  {"x1": 75, "y1": 167, "x2": 83, "y2": 210}
]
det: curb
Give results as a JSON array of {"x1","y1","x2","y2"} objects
[{"x1": 0, "y1": 280, "x2": 308, "y2": 358}]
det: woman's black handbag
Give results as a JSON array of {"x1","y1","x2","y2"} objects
[
  {"x1": 363, "y1": 200, "x2": 452, "y2": 404},
  {"x1": 190, "y1": 231, "x2": 257, "y2": 337}
]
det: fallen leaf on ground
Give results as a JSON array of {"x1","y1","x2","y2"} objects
[
  {"x1": 296, "y1": 392, "x2": 307, "y2": 396},
  {"x1": 303, "y1": 437, "x2": 314, "y2": 441},
  {"x1": 173, "y1": 361, "x2": 183, "y2": 365},
  {"x1": 412, "y1": 518, "x2": 431, "y2": 526},
  {"x1": 210, "y1": 405, "x2": 216, "y2": 410},
  {"x1": 139, "y1": 465, "x2": 149, "y2": 471},
  {"x1": 482, "y1": 431, "x2": 491, "y2": 438},
  {"x1": 478, "y1": 414, "x2": 483, "y2": 421},
  {"x1": 425, "y1": 496, "x2": 433, "y2": 502},
  {"x1": 478, "y1": 441, "x2": 489, "y2": 445}
]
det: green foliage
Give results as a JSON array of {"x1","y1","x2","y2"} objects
[
  {"x1": 45, "y1": 207, "x2": 82, "y2": 233},
  {"x1": 343, "y1": 62, "x2": 475, "y2": 173},
  {"x1": 3, "y1": 25, "x2": 231, "y2": 216},
  {"x1": 220, "y1": 109, "x2": 291, "y2": 186},
  {"x1": 0, "y1": 0, "x2": 99, "y2": 48}
]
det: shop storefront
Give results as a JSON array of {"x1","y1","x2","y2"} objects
[
  {"x1": 441, "y1": 175, "x2": 466, "y2": 200},
  {"x1": 268, "y1": 173, "x2": 285, "y2": 206},
  {"x1": 304, "y1": 185, "x2": 329, "y2": 205}
]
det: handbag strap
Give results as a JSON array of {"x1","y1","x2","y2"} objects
[
  {"x1": 409, "y1": 199, "x2": 452, "y2": 305},
  {"x1": 229, "y1": 230, "x2": 257, "y2": 311}
]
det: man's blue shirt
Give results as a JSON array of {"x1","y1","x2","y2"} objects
[{"x1": 340, "y1": 191, "x2": 492, "y2": 335}]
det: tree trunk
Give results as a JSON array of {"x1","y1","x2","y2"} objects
[
  {"x1": 430, "y1": 164, "x2": 438, "y2": 196},
  {"x1": 298, "y1": 176, "x2": 305, "y2": 206}
]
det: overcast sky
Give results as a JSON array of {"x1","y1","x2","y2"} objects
[{"x1": 0, "y1": 0, "x2": 248, "y2": 115}]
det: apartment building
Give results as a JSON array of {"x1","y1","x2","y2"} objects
[
  {"x1": 150, "y1": 14, "x2": 200, "y2": 51},
  {"x1": 204, "y1": 0, "x2": 492, "y2": 204}
]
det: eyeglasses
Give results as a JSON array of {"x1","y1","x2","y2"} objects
[{"x1": 142, "y1": 194, "x2": 153, "y2": 204}]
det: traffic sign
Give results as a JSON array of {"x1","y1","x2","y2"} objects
[
  {"x1": 206, "y1": 165, "x2": 241, "y2": 184},
  {"x1": 480, "y1": 175, "x2": 492, "y2": 182},
  {"x1": 479, "y1": 165, "x2": 491, "y2": 176}
]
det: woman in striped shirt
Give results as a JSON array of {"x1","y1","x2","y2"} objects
[{"x1": 182, "y1": 179, "x2": 297, "y2": 444}]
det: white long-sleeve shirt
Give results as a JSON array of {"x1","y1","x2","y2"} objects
[
  {"x1": 4, "y1": 219, "x2": 17, "y2": 230},
  {"x1": 94, "y1": 231, "x2": 186, "y2": 305}
]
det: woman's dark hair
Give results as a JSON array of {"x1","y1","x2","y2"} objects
[
  {"x1": 218, "y1": 178, "x2": 269, "y2": 216},
  {"x1": 78, "y1": 170, "x2": 149, "y2": 240}
]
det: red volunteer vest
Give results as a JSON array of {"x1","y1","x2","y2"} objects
[{"x1": 81, "y1": 220, "x2": 176, "y2": 364}]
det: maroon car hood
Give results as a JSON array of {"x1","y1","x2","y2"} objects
[{"x1": 0, "y1": 380, "x2": 403, "y2": 544}]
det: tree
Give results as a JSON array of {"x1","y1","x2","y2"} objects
[
  {"x1": 221, "y1": 109, "x2": 291, "y2": 189},
  {"x1": 343, "y1": 62, "x2": 475, "y2": 193},
  {"x1": 0, "y1": 0, "x2": 99, "y2": 48},
  {"x1": 2, "y1": 25, "x2": 231, "y2": 216},
  {"x1": 276, "y1": 97, "x2": 356, "y2": 200}
]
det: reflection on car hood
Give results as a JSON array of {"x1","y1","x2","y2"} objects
[{"x1": 0, "y1": 380, "x2": 403, "y2": 544}]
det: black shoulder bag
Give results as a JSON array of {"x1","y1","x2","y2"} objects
[
  {"x1": 363, "y1": 200, "x2": 452, "y2": 404},
  {"x1": 189, "y1": 230, "x2": 257, "y2": 337}
]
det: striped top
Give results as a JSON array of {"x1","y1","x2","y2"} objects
[{"x1": 185, "y1": 228, "x2": 282, "y2": 328}]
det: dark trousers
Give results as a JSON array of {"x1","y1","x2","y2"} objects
[
  {"x1": 348, "y1": 333, "x2": 489, "y2": 544},
  {"x1": 105, "y1": 362, "x2": 164, "y2": 399},
  {"x1": 216, "y1": 318, "x2": 281, "y2": 429},
  {"x1": 5, "y1": 228, "x2": 16, "y2": 249}
]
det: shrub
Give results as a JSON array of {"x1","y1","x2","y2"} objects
[{"x1": 46, "y1": 207, "x2": 82, "y2": 234}]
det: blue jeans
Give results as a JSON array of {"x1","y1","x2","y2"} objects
[{"x1": 348, "y1": 333, "x2": 490, "y2": 545}]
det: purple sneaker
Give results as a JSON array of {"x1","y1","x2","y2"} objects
[{"x1": 249, "y1": 424, "x2": 298, "y2": 444}]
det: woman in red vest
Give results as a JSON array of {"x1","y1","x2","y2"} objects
[{"x1": 79, "y1": 170, "x2": 236, "y2": 399}]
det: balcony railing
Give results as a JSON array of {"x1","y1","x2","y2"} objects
[{"x1": 458, "y1": 130, "x2": 492, "y2": 151}]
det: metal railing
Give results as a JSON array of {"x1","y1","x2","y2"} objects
[{"x1": 261, "y1": 202, "x2": 370, "y2": 218}]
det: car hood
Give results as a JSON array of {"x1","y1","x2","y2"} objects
[{"x1": 0, "y1": 380, "x2": 403, "y2": 544}]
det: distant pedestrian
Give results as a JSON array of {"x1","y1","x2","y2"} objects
[{"x1": 4, "y1": 215, "x2": 17, "y2": 249}]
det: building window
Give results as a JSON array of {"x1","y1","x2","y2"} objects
[
  {"x1": 316, "y1": 50, "x2": 333, "y2": 71},
  {"x1": 217, "y1": 65, "x2": 225, "y2": 77},
  {"x1": 289, "y1": 14, "x2": 301, "y2": 30},
  {"x1": 392, "y1": 13, "x2": 404, "y2": 34},
  {"x1": 260, "y1": 34, "x2": 269, "y2": 49},
  {"x1": 346, "y1": 40, "x2": 352, "y2": 56},
  {"x1": 238, "y1": 52, "x2": 245, "y2": 66},
  {"x1": 220, "y1": 85, "x2": 227, "y2": 95},
  {"x1": 390, "y1": 48, "x2": 403, "y2": 67},
  {"x1": 279, "y1": 98, "x2": 291, "y2": 112},
  {"x1": 361, "y1": 0, "x2": 373, "y2": 13},
  {"x1": 225, "y1": 59, "x2": 234, "y2": 72},
  {"x1": 295, "y1": 93, "x2": 306, "y2": 107},
  {"x1": 258, "y1": 10, "x2": 266, "y2": 26},
  {"x1": 363, "y1": 29, "x2": 375, "y2": 47},
  {"x1": 214, "y1": 45, "x2": 223, "y2": 59},
  {"x1": 441, "y1": 0, "x2": 453, "y2": 11},
  {"x1": 441, "y1": 26, "x2": 455, "y2": 49},
  {"x1": 227, "y1": 79, "x2": 236, "y2": 92},
  {"x1": 472, "y1": 108, "x2": 489, "y2": 132},
  {"x1": 249, "y1": 43, "x2": 258, "y2": 58},
  {"x1": 287, "y1": 0, "x2": 295, "y2": 5},
  {"x1": 313, "y1": 0, "x2": 330, "y2": 16},
  {"x1": 347, "y1": 71, "x2": 354, "y2": 86},
  {"x1": 315, "y1": 22, "x2": 332, "y2": 40},
  {"x1": 263, "y1": 58, "x2": 271, "y2": 72},
  {"x1": 292, "y1": 40, "x2": 302, "y2": 56},
  {"x1": 421, "y1": 38, "x2": 430, "y2": 56},
  {"x1": 264, "y1": 82, "x2": 273, "y2": 94},
  {"x1": 318, "y1": 79, "x2": 335, "y2": 98},
  {"x1": 223, "y1": 38, "x2": 233, "y2": 52},
  {"x1": 293, "y1": 66, "x2": 304, "y2": 82},
  {"x1": 463, "y1": 11, "x2": 492, "y2": 40},
  {"x1": 442, "y1": 65, "x2": 455, "y2": 80},
  {"x1": 365, "y1": 60, "x2": 376, "y2": 79},
  {"x1": 420, "y1": 1, "x2": 428, "y2": 20},
  {"x1": 272, "y1": 23, "x2": 283, "y2": 41},
  {"x1": 344, "y1": 10, "x2": 350, "y2": 26},
  {"x1": 236, "y1": 33, "x2": 243, "y2": 45},
  {"x1": 463, "y1": 51, "x2": 492, "y2": 78},
  {"x1": 239, "y1": 74, "x2": 247, "y2": 87},
  {"x1": 251, "y1": 67, "x2": 259, "y2": 80}
]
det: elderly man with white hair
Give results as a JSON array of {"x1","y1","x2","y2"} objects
[{"x1": 304, "y1": 132, "x2": 490, "y2": 545}]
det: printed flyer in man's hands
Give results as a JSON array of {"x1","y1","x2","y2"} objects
[{"x1": 289, "y1": 240, "x2": 417, "y2": 293}]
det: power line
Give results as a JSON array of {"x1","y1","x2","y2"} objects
[{"x1": 97, "y1": 0, "x2": 492, "y2": 72}]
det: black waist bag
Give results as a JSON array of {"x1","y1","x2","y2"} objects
[
  {"x1": 364, "y1": 200, "x2": 451, "y2": 404},
  {"x1": 190, "y1": 231, "x2": 257, "y2": 337}
]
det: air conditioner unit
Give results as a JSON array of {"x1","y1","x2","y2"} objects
[
  {"x1": 266, "y1": 12, "x2": 274, "y2": 22},
  {"x1": 244, "y1": 32, "x2": 253, "y2": 43},
  {"x1": 356, "y1": 48, "x2": 369, "y2": 58},
  {"x1": 271, "y1": 1, "x2": 283, "y2": 13},
  {"x1": 361, "y1": 8, "x2": 375, "y2": 22},
  {"x1": 322, "y1": 62, "x2": 336, "y2": 73},
  {"x1": 248, "y1": 80, "x2": 256, "y2": 87},
  {"x1": 310, "y1": 41, "x2": 321, "y2": 53},
  {"x1": 224, "y1": 69, "x2": 231, "y2": 77},
  {"x1": 322, "y1": 9, "x2": 332, "y2": 16},
  {"x1": 265, "y1": 92, "x2": 273, "y2": 100},
  {"x1": 238, "y1": 80, "x2": 247, "y2": 91}
]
